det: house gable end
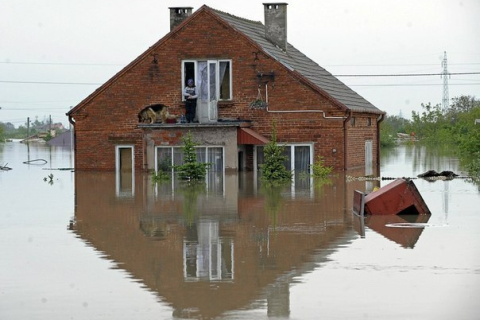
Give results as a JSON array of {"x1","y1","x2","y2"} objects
[{"x1": 67, "y1": 5, "x2": 215, "y2": 118}]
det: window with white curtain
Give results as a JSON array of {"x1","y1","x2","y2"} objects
[
  {"x1": 182, "y1": 60, "x2": 232, "y2": 101},
  {"x1": 255, "y1": 144, "x2": 313, "y2": 173},
  {"x1": 156, "y1": 146, "x2": 224, "y2": 172}
]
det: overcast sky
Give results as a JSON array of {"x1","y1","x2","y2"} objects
[{"x1": 1, "y1": 0, "x2": 479, "y2": 127}]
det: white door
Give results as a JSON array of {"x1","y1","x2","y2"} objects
[
  {"x1": 207, "y1": 60, "x2": 218, "y2": 122},
  {"x1": 365, "y1": 140, "x2": 373, "y2": 176},
  {"x1": 115, "y1": 145, "x2": 135, "y2": 197}
]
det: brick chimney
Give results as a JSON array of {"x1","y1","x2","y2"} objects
[
  {"x1": 263, "y1": 3, "x2": 288, "y2": 51},
  {"x1": 169, "y1": 7, "x2": 193, "y2": 31}
]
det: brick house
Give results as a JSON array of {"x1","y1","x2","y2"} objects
[{"x1": 67, "y1": 3, "x2": 385, "y2": 175}]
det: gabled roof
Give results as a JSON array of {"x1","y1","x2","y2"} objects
[
  {"x1": 211, "y1": 7, "x2": 383, "y2": 114},
  {"x1": 68, "y1": 5, "x2": 383, "y2": 116}
]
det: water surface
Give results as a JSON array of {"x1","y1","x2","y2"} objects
[{"x1": 1, "y1": 142, "x2": 479, "y2": 319}]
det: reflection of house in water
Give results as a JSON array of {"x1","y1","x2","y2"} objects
[
  {"x1": 72, "y1": 170, "x2": 372, "y2": 318},
  {"x1": 184, "y1": 221, "x2": 234, "y2": 282}
]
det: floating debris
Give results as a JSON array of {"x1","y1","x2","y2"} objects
[
  {"x1": 346, "y1": 175, "x2": 381, "y2": 182},
  {"x1": 347, "y1": 171, "x2": 471, "y2": 182},
  {"x1": 1, "y1": 163, "x2": 12, "y2": 171},
  {"x1": 417, "y1": 170, "x2": 458, "y2": 179},
  {"x1": 43, "y1": 173, "x2": 54, "y2": 185},
  {"x1": 353, "y1": 178, "x2": 431, "y2": 216},
  {"x1": 23, "y1": 159, "x2": 48, "y2": 165}
]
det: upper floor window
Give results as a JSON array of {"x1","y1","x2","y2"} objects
[
  {"x1": 182, "y1": 60, "x2": 232, "y2": 101},
  {"x1": 367, "y1": 117, "x2": 372, "y2": 126},
  {"x1": 350, "y1": 117, "x2": 356, "y2": 127}
]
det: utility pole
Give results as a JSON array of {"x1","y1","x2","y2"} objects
[
  {"x1": 441, "y1": 51, "x2": 449, "y2": 112},
  {"x1": 27, "y1": 117, "x2": 30, "y2": 140}
]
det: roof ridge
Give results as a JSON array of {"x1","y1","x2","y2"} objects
[{"x1": 209, "y1": 7, "x2": 263, "y2": 26}]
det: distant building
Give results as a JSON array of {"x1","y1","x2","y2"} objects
[
  {"x1": 67, "y1": 4, "x2": 384, "y2": 174},
  {"x1": 47, "y1": 130, "x2": 73, "y2": 147}
]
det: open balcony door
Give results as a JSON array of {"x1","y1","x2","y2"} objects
[{"x1": 197, "y1": 61, "x2": 218, "y2": 123}]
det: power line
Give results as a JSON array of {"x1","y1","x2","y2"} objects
[
  {"x1": 328, "y1": 72, "x2": 480, "y2": 77},
  {"x1": 0, "y1": 80, "x2": 101, "y2": 85},
  {"x1": 350, "y1": 83, "x2": 480, "y2": 87},
  {"x1": 1, "y1": 71, "x2": 479, "y2": 86},
  {"x1": 324, "y1": 63, "x2": 480, "y2": 67},
  {"x1": 0, "y1": 61, "x2": 123, "y2": 67},
  {"x1": 3, "y1": 60, "x2": 480, "y2": 67}
]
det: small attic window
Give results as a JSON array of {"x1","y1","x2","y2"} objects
[
  {"x1": 367, "y1": 117, "x2": 372, "y2": 126},
  {"x1": 350, "y1": 117, "x2": 356, "y2": 127}
]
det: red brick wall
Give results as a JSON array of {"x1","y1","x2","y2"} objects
[
  {"x1": 72, "y1": 10, "x2": 376, "y2": 172},
  {"x1": 346, "y1": 115, "x2": 379, "y2": 170}
]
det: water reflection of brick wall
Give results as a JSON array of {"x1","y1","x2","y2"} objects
[{"x1": 73, "y1": 172, "x2": 364, "y2": 318}]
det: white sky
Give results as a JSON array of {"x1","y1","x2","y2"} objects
[{"x1": 1, "y1": 0, "x2": 479, "y2": 127}]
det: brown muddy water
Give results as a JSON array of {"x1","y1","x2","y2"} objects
[{"x1": 1, "y1": 141, "x2": 479, "y2": 320}]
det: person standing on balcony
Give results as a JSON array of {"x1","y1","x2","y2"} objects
[{"x1": 183, "y1": 79, "x2": 197, "y2": 123}]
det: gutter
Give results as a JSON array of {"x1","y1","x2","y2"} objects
[
  {"x1": 264, "y1": 83, "x2": 348, "y2": 119},
  {"x1": 343, "y1": 111, "x2": 352, "y2": 171},
  {"x1": 376, "y1": 113, "x2": 385, "y2": 177}
]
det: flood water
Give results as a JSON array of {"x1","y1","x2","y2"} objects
[{"x1": 1, "y1": 141, "x2": 479, "y2": 320}]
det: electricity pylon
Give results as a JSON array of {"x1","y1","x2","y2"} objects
[{"x1": 441, "y1": 51, "x2": 449, "y2": 112}]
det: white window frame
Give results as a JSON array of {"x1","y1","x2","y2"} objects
[
  {"x1": 181, "y1": 60, "x2": 197, "y2": 102},
  {"x1": 218, "y1": 59, "x2": 232, "y2": 101},
  {"x1": 181, "y1": 59, "x2": 232, "y2": 101},
  {"x1": 254, "y1": 143, "x2": 313, "y2": 173},
  {"x1": 115, "y1": 145, "x2": 135, "y2": 197},
  {"x1": 155, "y1": 145, "x2": 225, "y2": 173}
]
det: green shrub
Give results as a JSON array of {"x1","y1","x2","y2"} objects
[
  {"x1": 260, "y1": 122, "x2": 292, "y2": 183},
  {"x1": 174, "y1": 132, "x2": 210, "y2": 180},
  {"x1": 311, "y1": 156, "x2": 333, "y2": 178}
]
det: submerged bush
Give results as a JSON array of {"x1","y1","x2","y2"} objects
[
  {"x1": 260, "y1": 122, "x2": 292, "y2": 183},
  {"x1": 311, "y1": 156, "x2": 333, "y2": 178},
  {"x1": 174, "y1": 132, "x2": 210, "y2": 180}
]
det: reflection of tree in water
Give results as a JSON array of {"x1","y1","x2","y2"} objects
[
  {"x1": 179, "y1": 181, "x2": 206, "y2": 225},
  {"x1": 313, "y1": 176, "x2": 333, "y2": 192},
  {"x1": 261, "y1": 182, "x2": 289, "y2": 232},
  {"x1": 139, "y1": 219, "x2": 170, "y2": 240}
]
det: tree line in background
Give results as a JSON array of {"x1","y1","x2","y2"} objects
[
  {"x1": 0, "y1": 117, "x2": 67, "y2": 141},
  {"x1": 380, "y1": 95, "x2": 480, "y2": 176}
]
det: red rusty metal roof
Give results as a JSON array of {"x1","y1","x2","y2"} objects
[{"x1": 237, "y1": 128, "x2": 269, "y2": 145}]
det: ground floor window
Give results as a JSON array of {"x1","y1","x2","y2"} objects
[
  {"x1": 254, "y1": 144, "x2": 313, "y2": 173},
  {"x1": 115, "y1": 145, "x2": 135, "y2": 197},
  {"x1": 156, "y1": 146, "x2": 224, "y2": 172}
]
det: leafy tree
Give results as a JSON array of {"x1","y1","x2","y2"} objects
[
  {"x1": 403, "y1": 95, "x2": 480, "y2": 177},
  {"x1": 174, "y1": 132, "x2": 210, "y2": 180},
  {"x1": 380, "y1": 114, "x2": 412, "y2": 147},
  {"x1": 407, "y1": 103, "x2": 445, "y2": 142},
  {"x1": 380, "y1": 118, "x2": 397, "y2": 147},
  {"x1": 0, "y1": 123, "x2": 4, "y2": 141},
  {"x1": 260, "y1": 122, "x2": 292, "y2": 183}
]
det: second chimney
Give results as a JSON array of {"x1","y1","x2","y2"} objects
[
  {"x1": 169, "y1": 7, "x2": 193, "y2": 31},
  {"x1": 263, "y1": 3, "x2": 288, "y2": 51}
]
